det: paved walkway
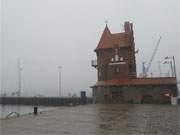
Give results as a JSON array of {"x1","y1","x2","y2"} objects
[{"x1": 0, "y1": 104, "x2": 180, "y2": 135}]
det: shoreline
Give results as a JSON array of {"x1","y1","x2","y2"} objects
[{"x1": 0, "y1": 105, "x2": 58, "y2": 120}]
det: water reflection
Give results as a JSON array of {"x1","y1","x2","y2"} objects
[{"x1": 92, "y1": 104, "x2": 179, "y2": 135}]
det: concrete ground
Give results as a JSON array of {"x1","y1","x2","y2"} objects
[{"x1": 0, "y1": 104, "x2": 180, "y2": 135}]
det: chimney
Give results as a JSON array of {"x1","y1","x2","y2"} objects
[{"x1": 124, "y1": 22, "x2": 132, "y2": 33}]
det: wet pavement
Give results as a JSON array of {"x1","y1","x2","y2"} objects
[{"x1": 0, "y1": 104, "x2": 180, "y2": 135}]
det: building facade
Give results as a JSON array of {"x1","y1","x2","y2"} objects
[{"x1": 92, "y1": 22, "x2": 178, "y2": 104}]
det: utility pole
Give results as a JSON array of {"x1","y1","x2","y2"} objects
[
  {"x1": 58, "y1": 66, "x2": 62, "y2": 97},
  {"x1": 1, "y1": 0, "x2": 4, "y2": 96},
  {"x1": 17, "y1": 58, "x2": 23, "y2": 97}
]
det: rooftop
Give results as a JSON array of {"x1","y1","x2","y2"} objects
[
  {"x1": 93, "y1": 77, "x2": 177, "y2": 87},
  {"x1": 95, "y1": 22, "x2": 133, "y2": 51}
]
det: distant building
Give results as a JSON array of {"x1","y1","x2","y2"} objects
[{"x1": 91, "y1": 22, "x2": 178, "y2": 104}]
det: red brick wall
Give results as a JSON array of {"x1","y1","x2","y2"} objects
[{"x1": 96, "y1": 46, "x2": 136, "y2": 81}]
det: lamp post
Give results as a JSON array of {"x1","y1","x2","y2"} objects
[
  {"x1": 17, "y1": 58, "x2": 23, "y2": 97},
  {"x1": 58, "y1": 66, "x2": 62, "y2": 97},
  {"x1": 1, "y1": 0, "x2": 5, "y2": 96},
  {"x1": 165, "y1": 56, "x2": 177, "y2": 78}
]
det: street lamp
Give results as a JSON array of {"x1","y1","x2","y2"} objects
[
  {"x1": 163, "y1": 61, "x2": 173, "y2": 77},
  {"x1": 58, "y1": 66, "x2": 62, "y2": 97},
  {"x1": 165, "y1": 56, "x2": 176, "y2": 78},
  {"x1": 17, "y1": 58, "x2": 23, "y2": 97}
]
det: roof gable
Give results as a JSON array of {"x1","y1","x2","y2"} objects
[
  {"x1": 95, "y1": 25, "x2": 112, "y2": 51},
  {"x1": 95, "y1": 24, "x2": 132, "y2": 51}
]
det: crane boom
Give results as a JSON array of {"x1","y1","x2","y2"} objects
[{"x1": 146, "y1": 36, "x2": 162, "y2": 74}]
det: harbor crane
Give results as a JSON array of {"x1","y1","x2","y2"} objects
[{"x1": 142, "y1": 36, "x2": 162, "y2": 77}]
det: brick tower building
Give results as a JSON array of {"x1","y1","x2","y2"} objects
[
  {"x1": 92, "y1": 22, "x2": 178, "y2": 104},
  {"x1": 95, "y1": 22, "x2": 136, "y2": 80}
]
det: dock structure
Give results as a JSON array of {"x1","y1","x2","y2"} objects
[
  {"x1": 91, "y1": 22, "x2": 178, "y2": 104},
  {"x1": 0, "y1": 97, "x2": 92, "y2": 106},
  {"x1": 1, "y1": 104, "x2": 180, "y2": 135}
]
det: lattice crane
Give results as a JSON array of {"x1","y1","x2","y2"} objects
[{"x1": 142, "y1": 36, "x2": 162, "y2": 77}]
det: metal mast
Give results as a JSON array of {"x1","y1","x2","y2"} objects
[
  {"x1": 1, "y1": 0, "x2": 4, "y2": 95},
  {"x1": 58, "y1": 66, "x2": 61, "y2": 97},
  {"x1": 17, "y1": 58, "x2": 22, "y2": 96}
]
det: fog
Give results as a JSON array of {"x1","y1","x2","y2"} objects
[{"x1": 0, "y1": 0, "x2": 179, "y2": 97}]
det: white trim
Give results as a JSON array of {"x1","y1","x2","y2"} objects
[{"x1": 109, "y1": 62, "x2": 126, "y2": 65}]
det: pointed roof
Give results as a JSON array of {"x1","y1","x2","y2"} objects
[
  {"x1": 95, "y1": 23, "x2": 132, "y2": 51},
  {"x1": 95, "y1": 25, "x2": 112, "y2": 50}
]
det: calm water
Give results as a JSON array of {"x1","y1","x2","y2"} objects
[{"x1": 0, "y1": 105, "x2": 55, "y2": 118}]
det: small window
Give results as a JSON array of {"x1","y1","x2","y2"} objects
[
  {"x1": 120, "y1": 57, "x2": 124, "y2": 61},
  {"x1": 111, "y1": 58, "x2": 114, "y2": 62},
  {"x1": 114, "y1": 67, "x2": 120, "y2": 74},
  {"x1": 116, "y1": 67, "x2": 120, "y2": 73}
]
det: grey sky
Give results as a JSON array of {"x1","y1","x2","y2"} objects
[{"x1": 0, "y1": 0, "x2": 179, "y2": 96}]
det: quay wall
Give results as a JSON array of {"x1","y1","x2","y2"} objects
[
  {"x1": 92, "y1": 85, "x2": 178, "y2": 104},
  {"x1": 0, "y1": 97, "x2": 92, "y2": 106}
]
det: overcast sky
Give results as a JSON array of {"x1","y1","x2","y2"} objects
[{"x1": 0, "y1": 0, "x2": 179, "y2": 96}]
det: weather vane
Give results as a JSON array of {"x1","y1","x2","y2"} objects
[{"x1": 105, "y1": 20, "x2": 108, "y2": 26}]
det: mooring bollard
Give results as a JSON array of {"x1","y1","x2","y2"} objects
[
  {"x1": 34, "y1": 106, "x2": 38, "y2": 115},
  {"x1": 80, "y1": 91, "x2": 87, "y2": 104}
]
